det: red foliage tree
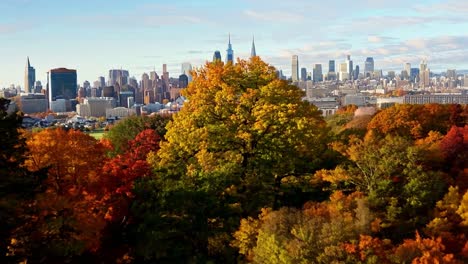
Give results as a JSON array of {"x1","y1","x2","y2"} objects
[{"x1": 101, "y1": 129, "x2": 161, "y2": 222}]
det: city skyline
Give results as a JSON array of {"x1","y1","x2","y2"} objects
[{"x1": 1, "y1": 0, "x2": 468, "y2": 87}]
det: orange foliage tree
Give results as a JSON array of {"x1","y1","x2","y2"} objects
[
  {"x1": 367, "y1": 104, "x2": 465, "y2": 139},
  {"x1": 10, "y1": 128, "x2": 108, "y2": 261}
]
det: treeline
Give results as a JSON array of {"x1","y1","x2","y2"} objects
[{"x1": 0, "y1": 58, "x2": 467, "y2": 263}]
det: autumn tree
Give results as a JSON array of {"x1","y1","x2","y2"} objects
[
  {"x1": 440, "y1": 125, "x2": 468, "y2": 189},
  {"x1": 232, "y1": 192, "x2": 376, "y2": 263},
  {"x1": 367, "y1": 104, "x2": 465, "y2": 139},
  {"x1": 323, "y1": 134, "x2": 447, "y2": 240},
  {"x1": 9, "y1": 128, "x2": 108, "y2": 262},
  {"x1": 136, "y1": 57, "x2": 329, "y2": 261},
  {"x1": 393, "y1": 232, "x2": 462, "y2": 264},
  {"x1": 101, "y1": 129, "x2": 160, "y2": 222},
  {"x1": 104, "y1": 114, "x2": 171, "y2": 155},
  {"x1": 154, "y1": 57, "x2": 328, "y2": 210}
]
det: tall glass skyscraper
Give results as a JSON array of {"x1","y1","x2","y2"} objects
[
  {"x1": 300, "y1": 67, "x2": 307, "y2": 82},
  {"x1": 226, "y1": 34, "x2": 234, "y2": 64},
  {"x1": 24, "y1": 57, "x2": 35, "y2": 93},
  {"x1": 364, "y1": 57, "x2": 374, "y2": 77},
  {"x1": 313, "y1": 64, "x2": 323, "y2": 82},
  {"x1": 50, "y1": 68, "x2": 77, "y2": 101},
  {"x1": 346, "y1": 55, "x2": 353, "y2": 77},
  {"x1": 329, "y1": 60, "x2": 335, "y2": 73},
  {"x1": 291, "y1": 55, "x2": 299, "y2": 82},
  {"x1": 213, "y1": 51, "x2": 222, "y2": 62}
]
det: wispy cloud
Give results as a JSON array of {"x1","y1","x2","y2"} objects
[{"x1": 367, "y1": 36, "x2": 396, "y2": 43}]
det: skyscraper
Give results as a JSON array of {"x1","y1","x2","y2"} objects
[
  {"x1": 213, "y1": 51, "x2": 222, "y2": 62},
  {"x1": 181, "y1": 62, "x2": 193, "y2": 82},
  {"x1": 404, "y1": 63, "x2": 411, "y2": 79},
  {"x1": 354, "y1": 65, "x2": 360, "y2": 80},
  {"x1": 364, "y1": 57, "x2": 374, "y2": 77},
  {"x1": 291, "y1": 55, "x2": 299, "y2": 82},
  {"x1": 346, "y1": 55, "x2": 353, "y2": 78},
  {"x1": 49, "y1": 68, "x2": 77, "y2": 101},
  {"x1": 419, "y1": 60, "x2": 430, "y2": 88},
  {"x1": 108, "y1": 69, "x2": 129, "y2": 86},
  {"x1": 24, "y1": 57, "x2": 35, "y2": 93},
  {"x1": 300, "y1": 67, "x2": 307, "y2": 82},
  {"x1": 313, "y1": 64, "x2": 323, "y2": 82},
  {"x1": 446, "y1": 69, "x2": 456, "y2": 80},
  {"x1": 226, "y1": 34, "x2": 234, "y2": 64},
  {"x1": 179, "y1": 74, "x2": 189, "y2": 88},
  {"x1": 329, "y1": 60, "x2": 335, "y2": 73},
  {"x1": 251, "y1": 36, "x2": 256, "y2": 58},
  {"x1": 98, "y1": 76, "x2": 105, "y2": 88}
]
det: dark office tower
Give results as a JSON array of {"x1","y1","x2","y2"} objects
[
  {"x1": 24, "y1": 57, "x2": 36, "y2": 93},
  {"x1": 329, "y1": 60, "x2": 335, "y2": 73},
  {"x1": 179, "y1": 74, "x2": 189, "y2": 88},
  {"x1": 364, "y1": 57, "x2": 374, "y2": 77},
  {"x1": 129, "y1": 77, "x2": 138, "y2": 90},
  {"x1": 354, "y1": 65, "x2": 360, "y2": 80},
  {"x1": 49, "y1": 68, "x2": 77, "y2": 101},
  {"x1": 108, "y1": 69, "x2": 129, "y2": 86},
  {"x1": 226, "y1": 34, "x2": 234, "y2": 64},
  {"x1": 313, "y1": 64, "x2": 323, "y2": 82},
  {"x1": 300, "y1": 67, "x2": 307, "y2": 82},
  {"x1": 119, "y1": 91, "x2": 134, "y2": 108},
  {"x1": 102, "y1": 86, "x2": 115, "y2": 98},
  {"x1": 98, "y1": 76, "x2": 105, "y2": 88},
  {"x1": 251, "y1": 36, "x2": 256, "y2": 57},
  {"x1": 213, "y1": 51, "x2": 222, "y2": 62},
  {"x1": 410, "y1": 68, "x2": 420, "y2": 82}
]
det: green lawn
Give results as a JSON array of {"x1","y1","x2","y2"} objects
[{"x1": 89, "y1": 129, "x2": 106, "y2": 140}]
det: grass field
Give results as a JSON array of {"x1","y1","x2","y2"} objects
[{"x1": 88, "y1": 130, "x2": 106, "y2": 140}]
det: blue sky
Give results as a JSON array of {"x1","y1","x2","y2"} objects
[{"x1": 1, "y1": 0, "x2": 468, "y2": 88}]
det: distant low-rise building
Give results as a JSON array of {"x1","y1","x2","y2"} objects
[
  {"x1": 307, "y1": 97, "x2": 339, "y2": 117},
  {"x1": 106, "y1": 107, "x2": 136, "y2": 118},
  {"x1": 50, "y1": 99, "x2": 67, "y2": 113},
  {"x1": 344, "y1": 94, "x2": 367, "y2": 107},
  {"x1": 376, "y1": 97, "x2": 404, "y2": 109},
  {"x1": 19, "y1": 93, "x2": 47, "y2": 114},
  {"x1": 403, "y1": 93, "x2": 468, "y2": 104},
  {"x1": 76, "y1": 97, "x2": 115, "y2": 117}
]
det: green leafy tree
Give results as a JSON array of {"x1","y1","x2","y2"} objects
[
  {"x1": 137, "y1": 57, "x2": 329, "y2": 261},
  {"x1": 104, "y1": 114, "x2": 171, "y2": 155}
]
